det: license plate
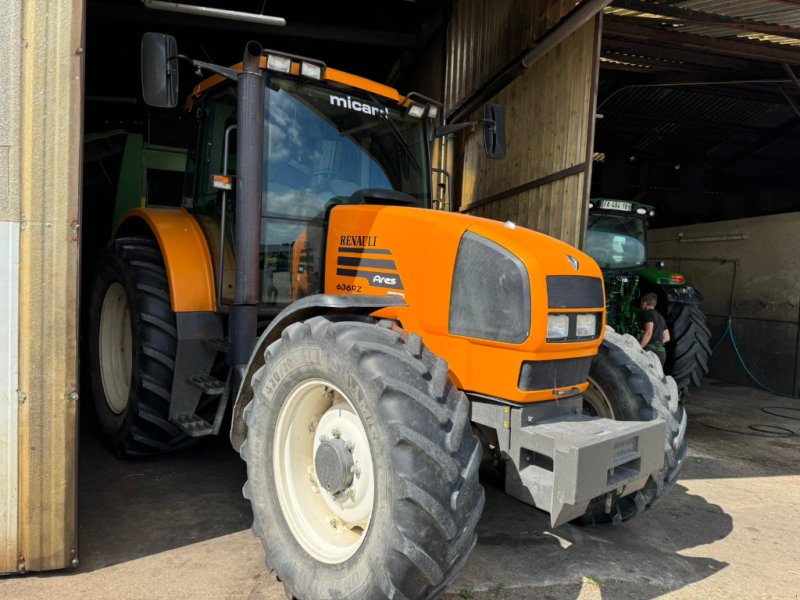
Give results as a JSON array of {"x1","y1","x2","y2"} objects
[{"x1": 599, "y1": 200, "x2": 632, "y2": 212}]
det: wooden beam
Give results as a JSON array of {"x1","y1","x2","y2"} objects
[{"x1": 604, "y1": 18, "x2": 800, "y2": 65}]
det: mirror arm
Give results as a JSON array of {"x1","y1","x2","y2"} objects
[
  {"x1": 434, "y1": 118, "x2": 494, "y2": 138},
  {"x1": 175, "y1": 55, "x2": 241, "y2": 81}
]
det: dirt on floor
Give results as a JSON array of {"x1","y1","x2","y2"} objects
[{"x1": 1, "y1": 378, "x2": 799, "y2": 599}]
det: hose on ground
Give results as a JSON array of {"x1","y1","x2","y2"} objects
[{"x1": 695, "y1": 319, "x2": 799, "y2": 437}]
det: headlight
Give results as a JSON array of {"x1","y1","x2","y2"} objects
[
  {"x1": 449, "y1": 232, "x2": 530, "y2": 343},
  {"x1": 576, "y1": 314, "x2": 597, "y2": 337},
  {"x1": 547, "y1": 312, "x2": 600, "y2": 342},
  {"x1": 547, "y1": 315, "x2": 569, "y2": 340}
]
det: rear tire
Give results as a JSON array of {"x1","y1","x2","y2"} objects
[
  {"x1": 88, "y1": 236, "x2": 195, "y2": 457},
  {"x1": 241, "y1": 317, "x2": 484, "y2": 599},
  {"x1": 581, "y1": 327, "x2": 687, "y2": 524},
  {"x1": 665, "y1": 302, "x2": 712, "y2": 393}
]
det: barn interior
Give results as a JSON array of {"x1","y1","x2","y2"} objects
[
  {"x1": 593, "y1": 1, "x2": 800, "y2": 395},
  {"x1": 9, "y1": 0, "x2": 797, "y2": 593}
]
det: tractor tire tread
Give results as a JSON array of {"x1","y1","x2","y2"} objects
[
  {"x1": 582, "y1": 327, "x2": 687, "y2": 525},
  {"x1": 89, "y1": 236, "x2": 196, "y2": 456},
  {"x1": 242, "y1": 316, "x2": 483, "y2": 600},
  {"x1": 665, "y1": 303, "x2": 712, "y2": 393}
]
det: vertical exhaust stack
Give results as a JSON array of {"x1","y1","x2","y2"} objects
[{"x1": 229, "y1": 41, "x2": 265, "y2": 369}]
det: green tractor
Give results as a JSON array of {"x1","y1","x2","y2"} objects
[{"x1": 585, "y1": 198, "x2": 712, "y2": 393}]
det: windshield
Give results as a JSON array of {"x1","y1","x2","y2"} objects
[
  {"x1": 263, "y1": 77, "x2": 430, "y2": 219},
  {"x1": 585, "y1": 213, "x2": 646, "y2": 270},
  {"x1": 190, "y1": 77, "x2": 431, "y2": 310}
]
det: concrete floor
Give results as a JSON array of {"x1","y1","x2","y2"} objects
[{"x1": 2, "y1": 378, "x2": 799, "y2": 599}]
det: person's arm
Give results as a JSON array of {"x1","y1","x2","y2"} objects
[
  {"x1": 663, "y1": 327, "x2": 671, "y2": 343},
  {"x1": 640, "y1": 321, "x2": 654, "y2": 348}
]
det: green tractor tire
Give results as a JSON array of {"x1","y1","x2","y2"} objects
[{"x1": 665, "y1": 302, "x2": 712, "y2": 393}]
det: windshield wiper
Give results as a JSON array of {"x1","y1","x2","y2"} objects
[{"x1": 367, "y1": 92, "x2": 421, "y2": 175}]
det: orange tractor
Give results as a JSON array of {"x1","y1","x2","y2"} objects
[{"x1": 88, "y1": 34, "x2": 686, "y2": 599}]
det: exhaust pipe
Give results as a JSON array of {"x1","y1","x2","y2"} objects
[{"x1": 229, "y1": 41, "x2": 264, "y2": 368}]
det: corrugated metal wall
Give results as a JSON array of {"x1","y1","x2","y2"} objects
[
  {"x1": 445, "y1": 0, "x2": 581, "y2": 116},
  {"x1": 0, "y1": 0, "x2": 84, "y2": 574},
  {"x1": 448, "y1": 13, "x2": 601, "y2": 248}
]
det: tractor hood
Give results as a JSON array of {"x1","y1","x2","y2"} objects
[{"x1": 325, "y1": 204, "x2": 606, "y2": 403}]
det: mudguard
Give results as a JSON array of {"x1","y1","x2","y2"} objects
[
  {"x1": 116, "y1": 207, "x2": 216, "y2": 312},
  {"x1": 637, "y1": 268, "x2": 704, "y2": 306},
  {"x1": 229, "y1": 293, "x2": 406, "y2": 451}
]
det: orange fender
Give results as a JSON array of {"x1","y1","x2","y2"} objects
[{"x1": 116, "y1": 208, "x2": 216, "y2": 313}]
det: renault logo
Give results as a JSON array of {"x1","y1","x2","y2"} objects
[{"x1": 566, "y1": 255, "x2": 580, "y2": 271}]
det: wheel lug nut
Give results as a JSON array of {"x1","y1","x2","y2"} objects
[
  {"x1": 329, "y1": 517, "x2": 339, "y2": 528},
  {"x1": 345, "y1": 441, "x2": 354, "y2": 451},
  {"x1": 332, "y1": 428, "x2": 341, "y2": 438},
  {"x1": 350, "y1": 465, "x2": 361, "y2": 477}
]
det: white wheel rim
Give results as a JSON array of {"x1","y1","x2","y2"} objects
[
  {"x1": 273, "y1": 379, "x2": 375, "y2": 564},
  {"x1": 98, "y1": 282, "x2": 133, "y2": 415},
  {"x1": 583, "y1": 376, "x2": 616, "y2": 419}
]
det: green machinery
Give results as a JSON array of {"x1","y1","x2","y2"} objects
[{"x1": 585, "y1": 198, "x2": 712, "y2": 393}]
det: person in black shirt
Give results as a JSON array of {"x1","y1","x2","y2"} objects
[{"x1": 639, "y1": 293, "x2": 670, "y2": 366}]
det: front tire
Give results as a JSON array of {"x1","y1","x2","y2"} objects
[
  {"x1": 581, "y1": 327, "x2": 687, "y2": 524},
  {"x1": 88, "y1": 236, "x2": 195, "y2": 456},
  {"x1": 241, "y1": 317, "x2": 484, "y2": 599}
]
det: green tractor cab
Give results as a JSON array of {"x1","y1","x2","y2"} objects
[{"x1": 586, "y1": 198, "x2": 711, "y2": 393}]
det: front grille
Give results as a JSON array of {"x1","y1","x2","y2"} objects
[
  {"x1": 518, "y1": 356, "x2": 593, "y2": 391},
  {"x1": 547, "y1": 276, "x2": 604, "y2": 309}
]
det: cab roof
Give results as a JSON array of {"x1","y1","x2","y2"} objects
[{"x1": 186, "y1": 53, "x2": 407, "y2": 110}]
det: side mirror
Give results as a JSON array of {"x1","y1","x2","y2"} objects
[
  {"x1": 483, "y1": 103, "x2": 506, "y2": 160},
  {"x1": 141, "y1": 32, "x2": 179, "y2": 108}
]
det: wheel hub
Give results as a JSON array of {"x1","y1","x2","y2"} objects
[
  {"x1": 315, "y1": 437, "x2": 354, "y2": 495},
  {"x1": 98, "y1": 282, "x2": 133, "y2": 415},
  {"x1": 273, "y1": 379, "x2": 375, "y2": 564}
]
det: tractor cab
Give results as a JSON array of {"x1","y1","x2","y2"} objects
[
  {"x1": 146, "y1": 50, "x2": 436, "y2": 311},
  {"x1": 585, "y1": 198, "x2": 651, "y2": 274},
  {"x1": 585, "y1": 198, "x2": 655, "y2": 334}
]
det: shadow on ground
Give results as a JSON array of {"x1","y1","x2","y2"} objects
[
  {"x1": 681, "y1": 379, "x2": 800, "y2": 480},
  {"x1": 443, "y1": 461, "x2": 733, "y2": 600},
  {"x1": 76, "y1": 425, "x2": 251, "y2": 572},
  {"x1": 67, "y1": 378, "x2": 799, "y2": 594}
]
